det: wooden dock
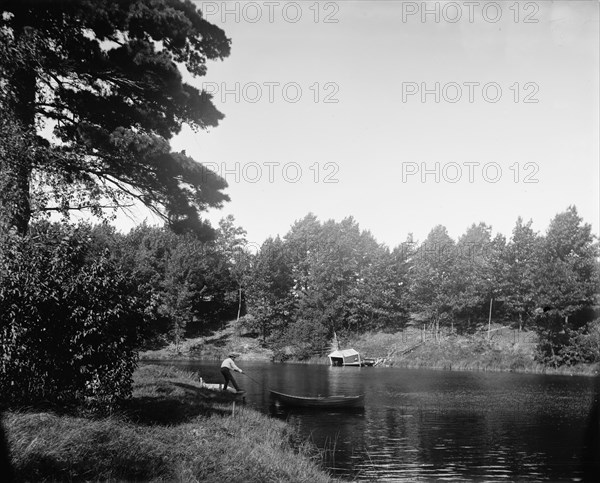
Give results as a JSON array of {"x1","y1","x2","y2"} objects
[{"x1": 199, "y1": 378, "x2": 244, "y2": 394}]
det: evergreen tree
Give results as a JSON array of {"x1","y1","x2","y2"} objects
[{"x1": 0, "y1": 0, "x2": 230, "y2": 235}]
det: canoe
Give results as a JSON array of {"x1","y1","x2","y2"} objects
[{"x1": 269, "y1": 390, "x2": 365, "y2": 409}]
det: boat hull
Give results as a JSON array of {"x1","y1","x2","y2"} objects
[{"x1": 269, "y1": 390, "x2": 364, "y2": 408}]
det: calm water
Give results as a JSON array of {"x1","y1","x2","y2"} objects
[{"x1": 159, "y1": 360, "x2": 599, "y2": 481}]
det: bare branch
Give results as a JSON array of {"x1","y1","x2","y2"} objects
[{"x1": 41, "y1": 203, "x2": 135, "y2": 212}]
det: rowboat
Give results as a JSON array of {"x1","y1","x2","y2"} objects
[{"x1": 269, "y1": 390, "x2": 365, "y2": 409}]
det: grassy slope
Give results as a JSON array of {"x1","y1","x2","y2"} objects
[
  {"x1": 4, "y1": 365, "x2": 333, "y2": 482},
  {"x1": 349, "y1": 326, "x2": 599, "y2": 376},
  {"x1": 141, "y1": 322, "x2": 274, "y2": 361}
]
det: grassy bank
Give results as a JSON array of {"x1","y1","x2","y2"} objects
[
  {"x1": 349, "y1": 327, "x2": 600, "y2": 376},
  {"x1": 3, "y1": 365, "x2": 334, "y2": 482},
  {"x1": 140, "y1": 322, "x2": 273, "y2": 362},
  {"x1": 139, "y1": 321, "x2": 599, "y2": 377}
]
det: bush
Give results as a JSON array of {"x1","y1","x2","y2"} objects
[
  {"x1": 561, "y1": 319, "x2": 600, "y2": 365},
  {"x1": 535, "y1": 313, "x2": 600, "y2": 367},
  {"x1": 270, "y1": 318, "x2": 330, "y2": 361},
  {"x1": 0, "y1": 223, "x2": 140, "y2": 410}
]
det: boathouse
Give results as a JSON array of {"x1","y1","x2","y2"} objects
[{"x1": 328, "y1": 348, "x2": 361, "y2": 366}]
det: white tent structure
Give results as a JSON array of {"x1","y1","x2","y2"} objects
[{"x1": 328, "y1": 348, "x2": 361, "y2": 366}]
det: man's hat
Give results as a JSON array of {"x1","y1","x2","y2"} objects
[{"x1": 229, "y1": 352, "x2": 239, "y2": 358}]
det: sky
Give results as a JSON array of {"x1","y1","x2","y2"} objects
[{"x1": 117, "y1": 0, "x2": 599, "y2": 248}]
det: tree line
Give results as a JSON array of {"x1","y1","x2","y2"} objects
[
  {"x1": 1, "y1": 207, "x2": 598, "y2": 408},
  {"x1": 243, "y1": 208, "x2": 599, "y2": 365}
]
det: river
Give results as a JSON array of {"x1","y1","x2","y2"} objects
[{"x1": 157, "y1": 360, "x2": 599, "y2": 481}]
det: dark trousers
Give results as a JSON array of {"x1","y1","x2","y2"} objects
[{"x1": 220, "y1": 367, "x2": 239, "y2": 391}]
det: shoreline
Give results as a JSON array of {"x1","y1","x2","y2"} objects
[
  {"x1": 139, "y1": 354, "x2": 599, "y2": 378},
  {"x1": 3, "y1": 364, "x2": 335, "y2": 482},
  {"x1": 139, "y1": 325, "x2": 599, "y2": 378}
]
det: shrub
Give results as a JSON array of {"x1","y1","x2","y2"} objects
[
  {"x1": 535, "y1": 314, "x2": 600, "y2": 367},
  {"x1": 561, "y1": 319, "x2": 600, "y2": 365},
  {"x1": 0, "y1": 223, "x2": 140, "y2": 410},
  {"x1": 270, "y1": 318, "x2": 330, "y2": 361}
]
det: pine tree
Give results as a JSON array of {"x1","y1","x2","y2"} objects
[{"x1": 0, "y1": 0, "x2": 230, "y2": 235}]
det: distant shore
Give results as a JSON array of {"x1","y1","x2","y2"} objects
[
  {"x1": 140, "y1": 323, "x2": 599, "y2": 377},
  {"x1": 348, "y1": 329, "x2": 600, "y2": 377}
]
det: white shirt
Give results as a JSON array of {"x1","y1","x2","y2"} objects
[{"x1": 221, "y1": 358, "x2": 242, "y2": 372}]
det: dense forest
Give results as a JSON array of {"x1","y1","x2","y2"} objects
[{"x1": 2, "y1": 207, "x2": 598, "y2": 408}]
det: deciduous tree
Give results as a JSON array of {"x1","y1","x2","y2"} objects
[
  {"x1": 409, "y1": 225, "x2": 456, "y2": 340},
  {"x1": 534, "y1": 206, "x2": 600, "y2": 364},
  {"x1": 502, "y1": 217, "x2": 540, "y2": 333},
  {"x1": 245, "y1": 236, "x2": 294, "y2": 342}
]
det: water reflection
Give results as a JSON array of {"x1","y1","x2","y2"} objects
[{"x1": 161, "y1": 360, "x2": 598, "y2": 481}]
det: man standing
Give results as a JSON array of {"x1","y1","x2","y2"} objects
[{"x1": 220, "y1": 353, "x2": 244, "y2": 393}]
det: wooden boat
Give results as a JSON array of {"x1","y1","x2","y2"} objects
[{"x1": 269, "y1": 390, "x2": 365, "y2": 409}]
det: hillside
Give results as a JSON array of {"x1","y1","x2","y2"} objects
[{"x1": 140, "y1": 320, "x2": 274, "y2": 361}]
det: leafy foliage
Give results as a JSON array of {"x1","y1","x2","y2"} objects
[
  {"x1": 240, "y1": 209, "x2": 598, "y2": 363},
  {"x1": 563, "y1": 319, "x2": 600, "y2": 365},
  {"x1": 117, "y1": 223, "x2": 241, "y2": 348},
  {"x1": 536, "y1": 206, "x2": 598, "y2": 314},
  {"x1": 408, "y1": 225, "x2": 456, "y2": 336},
  {"x1": 501, "y1": 217, "x2": 540, "y2": 330},
  {"x1": 244, "y1": 236, "x2": 294, "y2": 341},
  {"x1": 535, "y1": 310, "x2": 600, "y2": 367},
  {"x1": 0, "y1": 223, "x2": 139, "y2": 410},
  {"x1": 533, "y1": 207, "x2": 600, "y2": 363},
  {"x1": 214, "y1": 215, "x2": 251, "y2": 322},
  {"x1": 245, "y1": 215, "x2": 410, "y2": 357}
]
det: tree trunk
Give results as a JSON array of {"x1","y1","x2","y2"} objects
[
  {"x1": 236, "y1": 285, "x2": 243, "y2": 322},
  {"x1": 1, "y1": 64, "x2": 37, "y2": 235},
  {"x1": 0, "y1": 151, "x2": 31, "y2": 235},
  {"x1": 487, "y1": 298, "x2": 493, "y2": 340}
]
